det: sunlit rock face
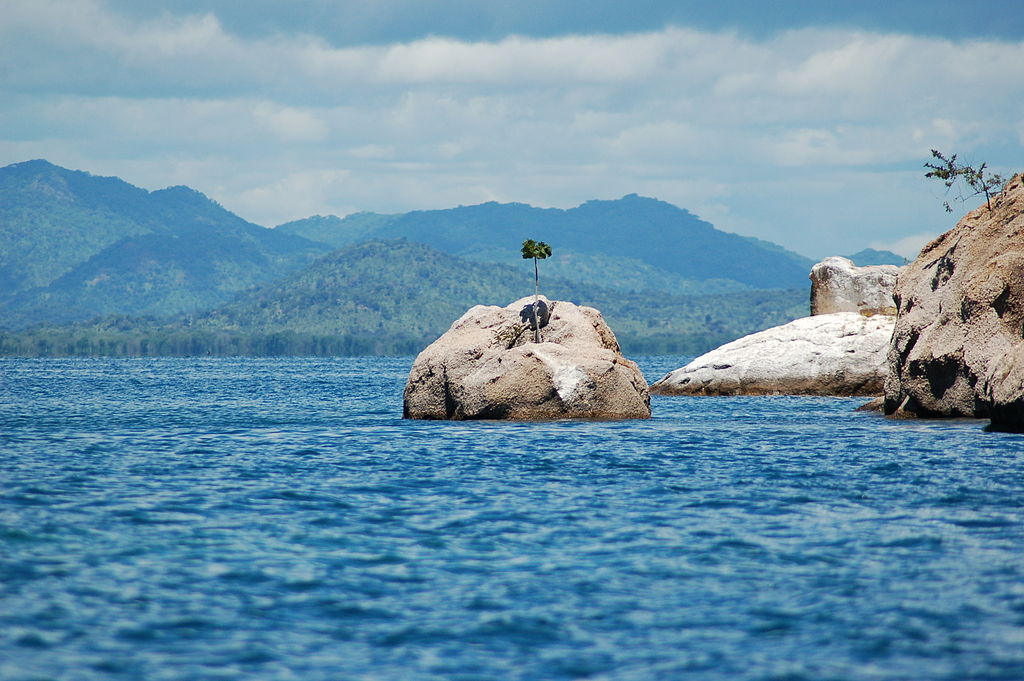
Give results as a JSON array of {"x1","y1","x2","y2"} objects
[
  {"x1": 650, "y1": 312, "x2": 895, "y2": 397},
  {"x1": 403, "y1": 296, "x2": 650, "y2": 420},
  {"x1": 884, "y1": 175, "x2": 1024, "y2": 430}
]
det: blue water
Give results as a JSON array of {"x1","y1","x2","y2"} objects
[{"x1": 1, "y1": 357, "x2": 1022, "y2": 681}]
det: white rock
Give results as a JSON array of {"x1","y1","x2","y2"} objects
[
  {"x1": 650, "y1": 312, "x2": 895, "y2": 396},
  {"x1": 810, "y1": 256, "x2": 899, "y2": 316}
]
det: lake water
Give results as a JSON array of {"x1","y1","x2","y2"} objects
[{"x1": 1, "y1": 357, "x2": 1022, "y2": 681}]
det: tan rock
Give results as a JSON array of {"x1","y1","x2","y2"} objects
[
  {"x1": 884, "y1": 174, "x2": 1024, "y2": 427},
  {"x1": 403, "y1": 296, "x2": 650, "y2": 420},
  {"x1": 810, "y1": 256, "x2": 899, "y2": 316}
]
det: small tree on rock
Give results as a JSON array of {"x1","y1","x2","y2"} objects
[
  {"x1": 925, "y1": 149, "x2": 1006, "y2": 212},
  {"x1": 521, "y1": 239, "x2": 552, "y2": 342}
]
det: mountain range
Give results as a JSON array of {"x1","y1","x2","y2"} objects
[
  {"x1": 0, "y1": 160, "x2": 902, "y2": 356},
  {"x1": 276, "y1": 195, "x2": 817, "y2": 291}
]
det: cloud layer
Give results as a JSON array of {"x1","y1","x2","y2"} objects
[{"x1": 3, "y1": 0, "x2": 1023, "y2": 258}]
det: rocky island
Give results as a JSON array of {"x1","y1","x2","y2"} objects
[{"x1": 403, "y1": 296, "x2": 650, "y2": 420}]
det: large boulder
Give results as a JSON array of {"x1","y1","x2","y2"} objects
[
  {"x1": 403, "y1": 296, "x2": 650, "y2": 420},
  {"x1": 810, "y1": 256, "x2": 899, "y2": 316},
  {"x1": 650, "y1": 312, "x2": 895, "y2": 396},
  {"x1": 884, "y1": 175, "x2": 1024, "y2": 429}
]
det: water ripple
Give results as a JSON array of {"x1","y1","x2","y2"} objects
[{"x1": 1, "y1": 357, "x2": 1022, "y2": 681}]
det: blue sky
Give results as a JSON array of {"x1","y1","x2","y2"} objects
[{"x1": 2, "y1": 0, "x2": 1023, "y2": 259}]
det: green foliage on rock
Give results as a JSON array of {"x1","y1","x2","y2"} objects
[
  {"x1": 521, "y1": 239, "x2": 553, "y2": 341},
  {"x1": 925, "y1": 149, "x2": 1007, "y2": 212},
  {"x1": 520, "y1": 239, "x2": 552, "y2": 261}
]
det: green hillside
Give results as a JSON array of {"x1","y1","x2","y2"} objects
[
  {"x1": 462, "y1": 247, "x2": 752, "y2": 295},
  {"x1": 1, "y1": 240, "x2": 808, "y2": 357},
  {"x1": 276, "y1": 212, "x2": 400, "y2": 247},
  {"x1": 0, "y1": 161, "x2": 329, "y2": 328},
  {"x1": 0, "y1": 160, "x2": 151, "y2": 293},
  {"x1": 202, "y1": 239, "x2": 807, "y2": 348}
]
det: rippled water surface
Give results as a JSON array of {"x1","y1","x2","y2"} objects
[{"x1": 2, "y1": 357, "x2": 1023, "y2": 681}]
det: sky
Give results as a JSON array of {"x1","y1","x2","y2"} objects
[{"x1": 2, "y1": 0, "x2": 1023, "y2": 260}]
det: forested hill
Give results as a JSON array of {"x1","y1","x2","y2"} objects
[
  {"x1": 0, "y1": 160, "x2": 329, "y2": 327},
  {"x1": 203, "y1": 239, "x2": 807, "y2": 352},
  {"x1": 1, "y1": 240, "x2": 808, "y2": 357},
  {"x1": 277, "y1": 195, "x2": 817, "y2": 290}
]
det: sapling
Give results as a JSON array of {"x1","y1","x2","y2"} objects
[{"x1": 521, "y1": 239, "x2": 552, "y2": 342}]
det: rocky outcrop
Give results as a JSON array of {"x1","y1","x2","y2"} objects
[
  {"x1": 651, "y1": 255, "x2": 900, "y2": 397},
  {"x1": 884, "y1": 175, "x2": 1024, "y2": 430},
  {"x1": 403, "y1": 296, "x2": 650, "y2": 420},
  {"x1": 650, "y1": 312, "x2": 895, "y2": 396},
  {"x1": 810, "y1": 256, "x2": 899, "y2": 316}
]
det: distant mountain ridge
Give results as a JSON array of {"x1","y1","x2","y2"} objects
[
  {"x1": 843, "y1": 248, "x2": 907, "y2": 266},
  {"x1": 277, "y1": 194, "x2": 817, "y2": 291}
]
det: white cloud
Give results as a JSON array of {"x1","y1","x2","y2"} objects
[
  {"x1": 348, "y1": 144, "x2": 397, "y2": 160},
  {"x1": 252, "y1": 104, "x2": 328, "y2": 142},
  {"x1": 232, "y1": 169, "x2": 353, "y2": 225},
  {"x1": 775, "y1": 33, "x2": 917, "y2": 95},
  {"x1": 2, "y1": 0, "x2": 1023, "y2": 257}
]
